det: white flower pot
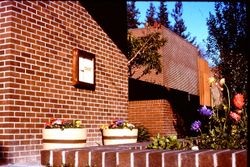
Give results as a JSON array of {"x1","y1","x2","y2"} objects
[
  {"x1": 102, "y1": 128, "x2": 138, "y2": 145},
  {"x1": 42, "y1": 128, "x2": 87, "y2": 149}
]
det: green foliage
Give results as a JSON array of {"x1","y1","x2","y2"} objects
[
  {"x1": 197, "y1": 128, "x2": 247, "y2": 150},
  {"x1": 203, "y1": 2, "x2": 248, "y2": 149},
  {"x1": 170, "y1": 2, "x2": 196, "y2": 45},
  {"x1": 145, "y1": 2, "x2": 157, "y2": 26},
  {"x1": 196, "y1": 105, "x2": 247, "y2": 149},
  {"x1": 171, "y1": 2, "x2": 186, "y2": 37},
  {"x1": 127, "y1": 1, "x2": 141, "y2": 29},
  {"x1": 136, "y1": 124, "x2": 151, "y2": 142},
  {"x1": 190, "y1": 77, "x2": 248, "y2": 149},
  {"x1": 147, "y1": 134, "x2": 193, "y2": 150},
  {"x1": 127, "y1": 30, "x2": 166, "y2": 79},
  {"x1": 157, "y1": 1, "x2": 170, "y2": 28},
  {"x1": 206, "y1": 2, "x2": 247, "y2": 94},
  {"x1": 148, "y1": 77, "x2": 247, "y2": 150}
]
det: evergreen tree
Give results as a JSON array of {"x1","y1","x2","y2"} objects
[
  {"x1": 171, "y1": 1, "x2": 186, "y2": 37},
  {"x1": 157, "y1": 1, "x2": 170, "y2": 28},
  {"x1": 206, "y1": 2, "x2": 247, "y2": 95},
  {"x1": 127, "y1": 1, "x2": 141, "y2": 29},
  {"x1": 171, "y1": 1, "x2": 196, "y2": 44},
  {"x1": 145, "y1": 2, "x2": 157, "y2": 26}
]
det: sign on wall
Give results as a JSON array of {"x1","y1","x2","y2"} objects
[{"x1": 72, "y1": 48, "x2": 95, "y2": 90}]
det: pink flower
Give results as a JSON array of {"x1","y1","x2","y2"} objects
[
  {"x1": 45, "y1": 122, "x2": 51, "y2": 128},
  {"x1": 51, "y1": 119, "x2": 63, "y2": 125},
  {"x1": 233, "y1": 94, "x2": 244, "y2": 109},
  {"x1": 229, "y1": 111, "x2": 241, "y2": 122}
]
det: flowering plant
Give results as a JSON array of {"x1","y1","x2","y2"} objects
[
  {"x1": 190, "y1": 77, "x2": 247, "y2": 149},
  {"x1": 100, "y1": 119, "x2": 136, "y2": 130},
  {"x1": 45, "y1": 118, "x2": 83, "y2": 130}
]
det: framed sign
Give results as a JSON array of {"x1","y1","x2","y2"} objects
[{"x1": 72, "y1": 48, "x2": 95, "y2": 90}]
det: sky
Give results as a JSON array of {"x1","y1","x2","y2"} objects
[{"x1": 135, "y1": 1, "x2": 215, "y2": 49}]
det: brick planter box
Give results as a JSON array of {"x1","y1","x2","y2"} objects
[{"x1": 40, "y1": 143, "x2": 247, "y2": 167}]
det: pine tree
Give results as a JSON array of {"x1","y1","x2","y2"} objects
[
  {"x1": 145, "y1": 2, "x2": 157, "y2": 26},
  {"x1": 157, "y1": 1, "x2": 170, "y2": 28},
  {"x1": 206, "y1": 2, "x2": 247, "y2": 95},
  {"x1": 171, "y1": 1, "x2": 196, "y2": 45},
  {"x1": 171, "y1": 1, "x2": 186, "y2": 37},
  {"x1": 127, "y1": 1, "x2": 141, "y2": 29}
]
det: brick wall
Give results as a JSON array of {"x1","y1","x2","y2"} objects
[
  {"x1": 128, "y1": 100, "x2": 177, "y2": 137},
  {"x1": 128, "y1": 27, "x2": 202, "y2": 138},
  {"x1": 130, "y1": 27, "x2": 199, "y2": 96},
  {"x1": 161, "y1": 28, "x2": 199, "y2": 95},
  {"x1": 0, "y1": 0, "x2": 127, "y2": 164},
  {"x1": 128, "y1": 27, "x2": 165, "y2": 86}
]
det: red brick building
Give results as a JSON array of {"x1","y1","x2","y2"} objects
[
  {"x1": 0, "y1": 0, "x2": 128, "y2": 165},
  {"x1": 128, "y1": 27, "x2": 211, "y2": 137},
  {"x1": 0, "y1": 1, "x2": 211, "y2": 165}
]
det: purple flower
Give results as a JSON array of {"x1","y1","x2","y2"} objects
[
  {"x1": 116, "y1": 119, "x2": 124, "y2": 126},
  {"x1": 198, "y1": 105, "x2": 212, "y2": 117},
  {"x1": 191, "y1": 120, "x2": 201, "y2": 132}
]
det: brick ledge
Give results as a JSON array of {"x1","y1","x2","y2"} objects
[{"x1": 40, "y1": 142, "x2": 247, "y2": 167}]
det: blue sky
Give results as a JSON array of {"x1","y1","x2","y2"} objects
[{"x1": 135, "y1": 1, "x2": 215, "y2": 48}]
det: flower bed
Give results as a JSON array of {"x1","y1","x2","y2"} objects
[
  {"x1": 147, "y1": 77, "x2": 247, "y2": 150},
  {"x1": 189, "y1": 77, "x2": 247, "y2": 149}
]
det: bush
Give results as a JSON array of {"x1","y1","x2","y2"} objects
[{"x1": 136, "y1": 124, "x2": 151, "y2": 142}]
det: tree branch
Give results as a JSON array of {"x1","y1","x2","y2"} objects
[{"x1": 127, "y1": 34, "x2": 155, "y2": 65}]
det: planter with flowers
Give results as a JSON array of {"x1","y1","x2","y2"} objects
[
  {"x1": 100, "y1": 119, "x2": 138, "y2": 145},
  {"x1": 43, "y1": 118, "x2": 87, "y2": 149}
]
